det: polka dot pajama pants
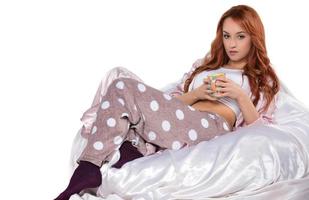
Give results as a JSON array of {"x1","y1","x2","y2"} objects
[{"x1": 78, "y1": 77, "x2": 231, "y2": 167}]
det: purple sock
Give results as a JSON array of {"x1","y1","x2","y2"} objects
[
  {"x1": 55, "y1": 142, "x2": 143, "y2": 200},
  {"x1": 54, "y1": 161, "x2": 102, "y2": 200},
  {"x1": 112, "y1": 141, "x2": 143, "y2": 169}
]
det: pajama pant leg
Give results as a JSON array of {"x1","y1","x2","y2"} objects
[{"x1": 78, "y1": 77, "x2": 232, "y2": 167}]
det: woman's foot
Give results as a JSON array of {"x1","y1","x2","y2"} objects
[
  {"x1": 54, "y1": 161, "x2": 102, "y2": 200},
  {"x1": 55, "y1": 141, "x2": 142, "y2": 199},
  {"x1": 112, "y1": 141, "x2": 143, "y2": 169}
]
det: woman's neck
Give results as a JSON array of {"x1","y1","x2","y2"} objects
[{"x1": 225, "y1": 60, "x2": 246, "y2": 70}]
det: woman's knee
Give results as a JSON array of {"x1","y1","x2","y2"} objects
[{"x1": 111, "y1": 77, "x2": 143, "y2": 91}]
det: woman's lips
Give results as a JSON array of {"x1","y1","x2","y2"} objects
[{"x1": 229, "y1": 51, "x2": 238, "y2": 56}]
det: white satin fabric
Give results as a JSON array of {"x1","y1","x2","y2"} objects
[{"x1": 70, "y1": 66, "x2": 309, "y2": 200}]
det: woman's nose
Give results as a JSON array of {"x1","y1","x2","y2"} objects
[{"x1": 229, "y1": 39, "x2": 237, "y2": 48}]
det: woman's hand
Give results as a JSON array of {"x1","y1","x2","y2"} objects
[
  {"x1": 211, "y1": 76, "x2": 246, "y2": 100},
  {"x1": 191, "y1": 79, "x2": 219, "y2": 101}
]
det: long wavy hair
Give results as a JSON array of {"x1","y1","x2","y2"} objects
[{"x1": 183, "y1": 5, "x2": 280, "y2": 113}]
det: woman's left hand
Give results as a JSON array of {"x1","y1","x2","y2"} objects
[{"x1": 210, "y1": 76, "x2": 246, "y2": 101}]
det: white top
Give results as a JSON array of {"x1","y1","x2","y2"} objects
[{"x1": 188, "y1": 67, "x2": 251, "y2": 117}]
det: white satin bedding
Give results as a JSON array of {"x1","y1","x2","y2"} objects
[{"x1": 69, "y1": 67, "x2": 309, "y2": 200}]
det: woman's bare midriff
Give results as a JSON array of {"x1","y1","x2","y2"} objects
[{"x1": 190, "y1": 100, "x2": 236, "y2": 129}]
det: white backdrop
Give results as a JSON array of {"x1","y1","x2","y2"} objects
[{"x1": 0, "y1": 0, "x2": 308, "y2": 199}]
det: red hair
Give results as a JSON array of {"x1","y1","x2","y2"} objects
[{"x1": 184, "y1": 5, "x2": 280, "y2": 113}]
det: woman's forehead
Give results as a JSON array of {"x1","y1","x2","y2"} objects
[{"x1": 222, "y1": 18, "x2": 246, "y2": 34}]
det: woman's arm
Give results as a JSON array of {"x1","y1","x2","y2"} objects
[
  {"x1": 236, "y1": 93, "x2": 259, "y2": 125},
  {"x1": 174, "y1": 91, "x2": 200, "y2": 106}
]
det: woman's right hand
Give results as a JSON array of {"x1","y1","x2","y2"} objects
[{"x1": 191, "y1": 78, "x2": 218, "y2": 101}]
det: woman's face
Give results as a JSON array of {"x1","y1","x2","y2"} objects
[{"x1": 222, "y1": 17, "x2": 252, "y2": 65}]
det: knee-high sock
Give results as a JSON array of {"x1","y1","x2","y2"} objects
[
  {"x1": 54, "y1": 161, "x2": 102, "y2": 200},
  {"x1": 112, "y1": 141, "x2": 143, "y2": 169}
]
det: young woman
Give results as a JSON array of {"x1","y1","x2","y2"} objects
[{"x1": 54, "y1": 4, "x2": 280, "y2": 200}]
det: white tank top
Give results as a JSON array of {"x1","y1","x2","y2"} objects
[{"x1": 188, "y1": 67, "x2": 251, "y2": 117}]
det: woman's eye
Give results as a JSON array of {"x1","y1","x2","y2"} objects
[
  {"x1": 238, "y1": 35, "x2": 245, "y2": 39},
  {"x1": 223, "y1": 35, "x2": 229, "y2": 39}
]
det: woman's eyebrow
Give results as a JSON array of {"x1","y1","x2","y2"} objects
[{"x1": 223, "y1": 31, "x2": 246, "y2": 34}]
